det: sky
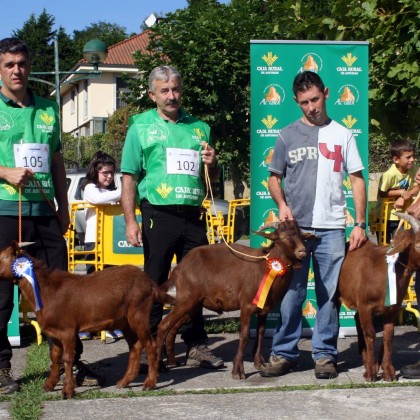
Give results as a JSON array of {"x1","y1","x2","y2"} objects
[{"x1": 0, "y1": 0, "x2": 229, "y2": 40}]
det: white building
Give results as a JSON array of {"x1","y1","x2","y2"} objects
[{"x1": 60, "y1": 32, "x2": 149, "y2": 137}]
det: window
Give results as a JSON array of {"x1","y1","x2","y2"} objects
[
  {"x1": 70, "y1": 89, "x2": 76, "y2": 115},
  {"x1": 83, "y1": 80, "x2": 88, "y2": 119},
  {"x1": 116, "y1": 77, "x2": 130, "y2": 109}
]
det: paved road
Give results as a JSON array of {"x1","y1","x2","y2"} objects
[{"x1": 2, "y1": 321, "x2": 420, "y2": 419}]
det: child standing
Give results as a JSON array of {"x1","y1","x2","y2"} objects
[
  {"x1": 377, "y1": 138, "x2": 419, "y2": 243},
  {"x1": 80, "y1": 151, "x2": 123, "y2": 340}
]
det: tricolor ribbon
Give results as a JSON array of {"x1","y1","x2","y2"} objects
[
  {"x1": 385, "y1": 253, "x2": 398, "y2": 307},
  {"x1": 11, "y1": 256, "x2": 43, "y2": 311},
  {"x1": 252, "y1": 258, "x2": 287, "y2": 309}
]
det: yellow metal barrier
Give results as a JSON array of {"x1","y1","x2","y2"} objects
[
  {"x1": 67, "y1": 202, "x2": 145, "y2": 342},
  {"x1": 370, "y1": 199, "x2": 420, "y2": 331},
  {"x1": 203, "y1": 198, "x2": 250, "y2": 244},
  {"x1": 20, "y1": 296, "x2": 43, "y2": 345}
]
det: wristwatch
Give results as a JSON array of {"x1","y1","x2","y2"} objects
[{"x1": 354, "y1": 222, "x2": 366, "y2": 229}]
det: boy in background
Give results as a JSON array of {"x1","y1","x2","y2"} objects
[{"x1": 377, "y1": 139, "x2": 419, "y2": 243}]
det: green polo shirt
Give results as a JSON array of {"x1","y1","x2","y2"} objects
[{"x1": 0, "y1": 90, "x2": 61, "y2": 216}]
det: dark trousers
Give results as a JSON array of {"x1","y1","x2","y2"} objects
[
  {"x1": 140, "y1": 201, "x2": 208, "y2": 346},
  {"x1": 0, "y1": 216, "x2": 82, "y2": 368}
]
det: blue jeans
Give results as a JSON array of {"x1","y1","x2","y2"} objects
[{"x1": 270, "y1": 228, "x2": 345, "y2": 363}]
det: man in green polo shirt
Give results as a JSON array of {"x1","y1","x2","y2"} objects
[
  {"x1": 121, "y1": 65, "x2": 224, "y2": 370},
  {"x1": 0, "y1": 37, "x2": 95, "y2": 393}
]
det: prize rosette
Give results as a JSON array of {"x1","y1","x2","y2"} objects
[
  {"x1": 11, "y1": 256, "x2": 43, "y2": 311},
  {"x1": 253, "y1": 258, "x2": 287, "y2": 309},
  {"x1": 385, "y1": 252, "x2": 398, "y2": 307}
]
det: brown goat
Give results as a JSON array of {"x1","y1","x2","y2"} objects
[
  {"x1": 157, "y1": 219, "x2": 308, "y2": 379},
  {"x1": 0, "y1": 241, "x2": 175, "y2": 398},
  {"x1": 338, "y1": 212, "x2": 420, "y2": 382}
]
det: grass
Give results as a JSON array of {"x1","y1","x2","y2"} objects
[
  {"x1": 205, "y1": 318, "x2": 240, "y2": 334},
  {"x1": 8, "y1": 342, "x2": 57, "y2": 420}
]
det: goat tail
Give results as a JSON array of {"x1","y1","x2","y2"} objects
[
  {"x1": 160, "y1": 274, "x2": 175, "y2": 293},
  {"x1": 153, "y1": 287, "x2": 176, "y2": 306}
]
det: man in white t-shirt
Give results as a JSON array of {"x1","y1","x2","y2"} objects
[{"x1": 260, "y1": 71, "x2": 367, "y2": 379}]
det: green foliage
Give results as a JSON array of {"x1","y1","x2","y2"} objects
[
  {"x1": 62, "y1": 104, "x2": 140, "y2": 167},
  {"x1": 72, "y1": 21, "x2": 128, "y2": 56},
  {"x1": 103, "y1": 105, "x2": 139, "y2": 164},
  {"x1": 62, "y1": 133, "x2": 109, "y2": 168},
  {"x1": 9, "y1": 342, "x2": 50, "y2": 420},
  {"x1": 124, "y1": 0, "x2": 341, "y2": 188},
  {"x1": 309, "y1": 0, "x2": 420, "y2": 137},
  {"x1": 369, "y1": 131, "x2": 420, "y2": 173},
  {"x1": 13, "y1": 10, "x2": 57, "y2": 97}
]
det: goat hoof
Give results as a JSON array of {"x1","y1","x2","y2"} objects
[
  {"x1": 142, "y1": 379, "x2": 156, "y2": 390},
  {"x1": 231, "y1": 372, "x2": 245, "y2": 380},
  {"x1": 62, "y1": 389, "x2": 75, "y2": 399},
  {"x1": 43, "y1": 381, "x2": 55, "y2": 392},
  {"x1": 363, "y1": 374, "x2": 376, "y2": 382},
  {"x1": 116, "y1": 379, "x2": 129, "y2": 388},
  {"x1": 381, "y1": 374, "x2": 396, "y2": 382}
]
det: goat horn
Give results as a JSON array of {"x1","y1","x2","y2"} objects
[
  {"x1": 257, "y1": 221, "x2": 281, "y2": 232},
  {"x1": 18, "y1": 242, "x2": 36, "y2": 248},
  {"x1": 394, "y1": 212, "x2": 420, "y2": 233}
]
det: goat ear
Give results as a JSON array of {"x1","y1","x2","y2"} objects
[
  {"x1": 387, "y1": 230, "x2": 412, "y2": 255},
  {"x1": 252, "y1": 229, "x2": 277, "y2": 241},
  {"x1": 11, "y1": 240, "x2": 19, "y2": 253}
]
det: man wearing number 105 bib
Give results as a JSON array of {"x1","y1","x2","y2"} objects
[
  {"x1": 260, "y1": 71, "x2": 367, "y2": 380},
  {"x1": 0, "y1": 38, "x2": 95, "y2": 393},
  {"x1": 121, "y1": 66, "x2": 224, "y2": 370}
]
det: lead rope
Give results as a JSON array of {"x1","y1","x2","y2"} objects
[
  {"x1": 202, "y1": 144, "x2": 268, "y2": 261},
  {"x1": 18, "y1": 175, "x2": 65, "y2": 249},
  {"x1": 18, "y1": 187, "x2": 22, "y2": 247}
]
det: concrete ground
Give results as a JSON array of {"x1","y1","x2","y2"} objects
[{"x1": 2, "y1": 316, "x2": 420, "y2": 419}]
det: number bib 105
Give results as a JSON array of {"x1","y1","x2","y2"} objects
[
  {"x1": 166, "y1": 147, "x2": 199, "y2": 177},
  {"x1": 14, "y1": 143, "x2": 50, "y2": 173}
]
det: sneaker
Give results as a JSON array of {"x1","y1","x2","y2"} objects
[
  {"x1": 105, "y1": 330, "x2": 123, "y2": 339},
  {"x1": 400, "y1": 361, "x2": 420, "y2": 378},
  {"x1": 314, "y1": 358, "x2": 337, "y2": 379},
  {"x1": 0, "y1": 368, "x2": 19, "y2": 394},
  {"x1": 78, "y1": 332, "x2": 92, "y2": 341},
  {"x1": 186, "y1": 344, "x2": 224, "y2": 369},
  {"x1": 259, "y1": 355, "x2": 297, "y2": 377},
  {"x1": 58, "y1": 361, "x2": 100, "y2": 387}
]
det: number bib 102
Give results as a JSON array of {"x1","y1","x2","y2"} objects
[{"x1": 166, "y1": 147, "x2": 199, "y2": 177}]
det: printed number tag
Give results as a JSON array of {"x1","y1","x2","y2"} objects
[
  {"x1": 14, "y1": 143, "x2": 50, "y2": 173},
  {"x1": 166, "y1": 148, "x2": 199, "y2": 177}
]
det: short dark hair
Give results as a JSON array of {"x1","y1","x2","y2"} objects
[
  {"x1": 0, "y1": 38, "x2": 30, "y2": 61},
  {"x1": 293, "y1": 71, "x2": 325, "y2": 96},
  {"x1": 390, "y1": 139, "x2": 415, "y2": 158}
]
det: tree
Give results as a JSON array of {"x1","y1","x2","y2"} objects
[
  {"x1": 306, "y1": 0, "x2": 419, "y2": 137},
  {"x1": 13, "y1": 10, "x2": 57, "y2": 97},
  {"x1": 72, "y1": 22, "x2": 128, "y2": 56},
  {"x1": 126, "y1": 0, "x2": 336, "y2": 193}
]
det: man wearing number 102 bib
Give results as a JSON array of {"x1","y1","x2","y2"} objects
[{"x1": 121, "y1": 66, "x2": 224, "y2": 370}]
